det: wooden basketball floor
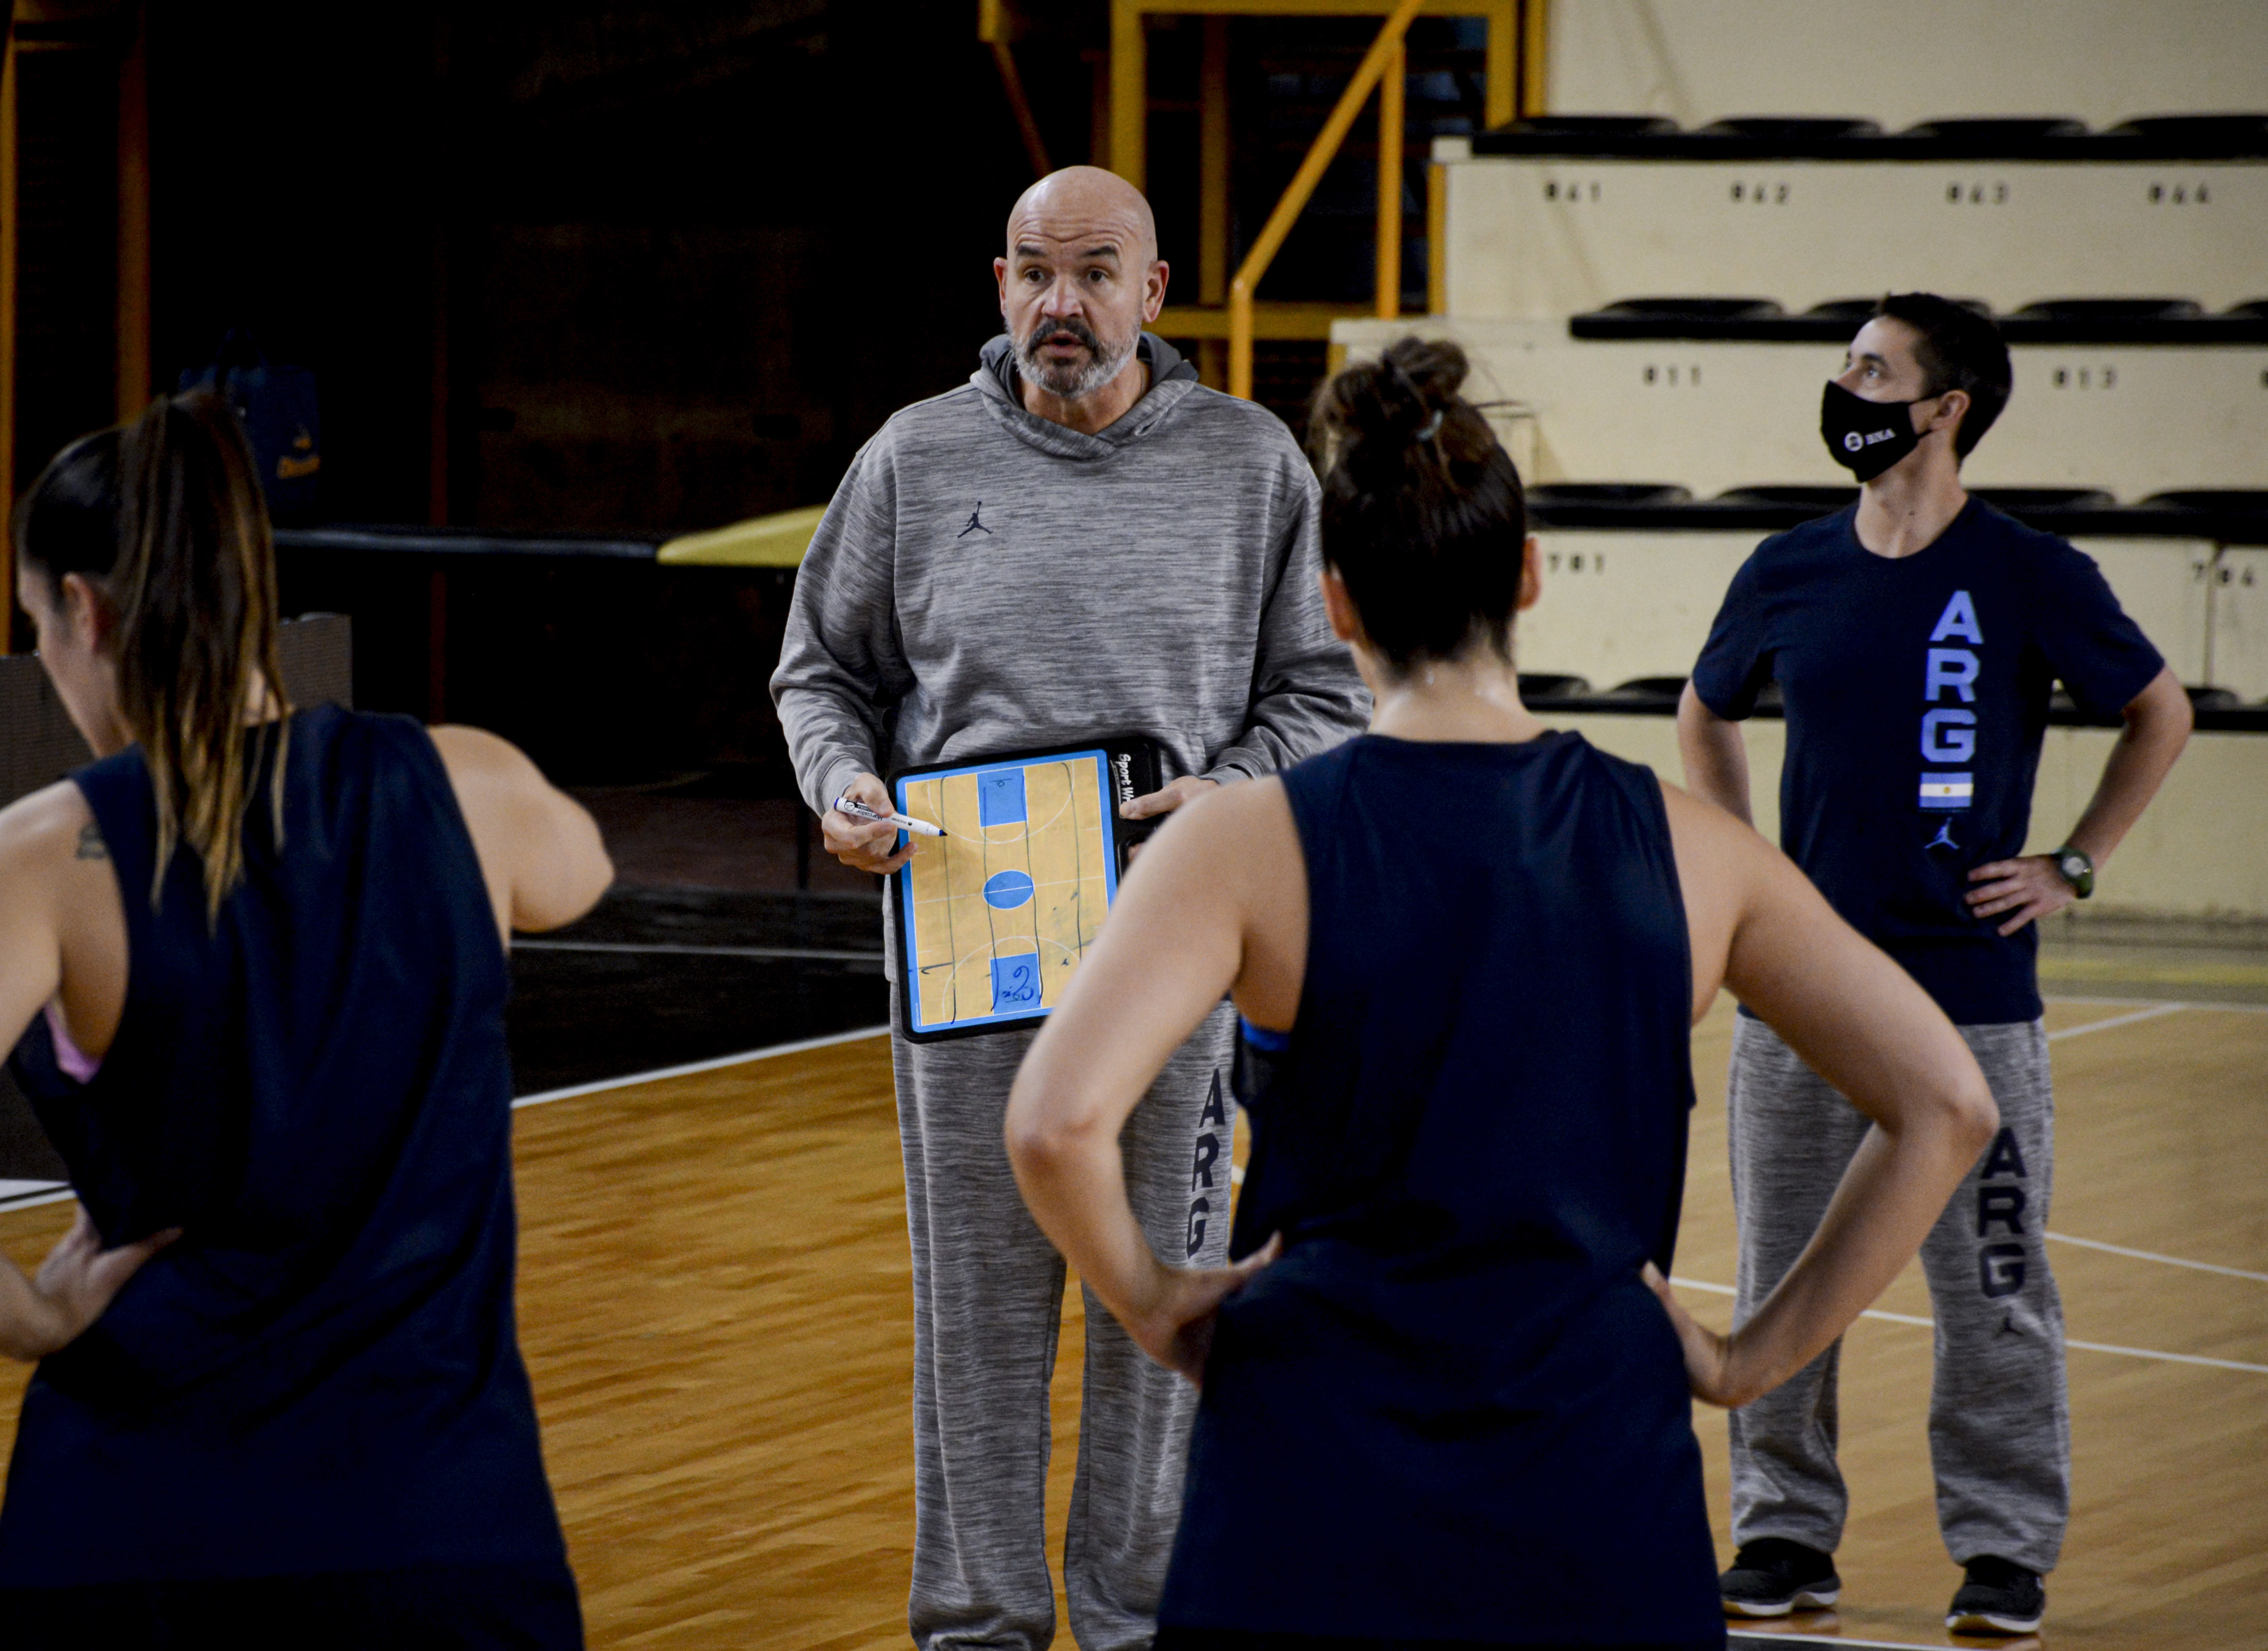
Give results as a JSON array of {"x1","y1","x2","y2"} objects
[{"x1": 0, "y1": 995, "x2": 2260, "y2": 1649}]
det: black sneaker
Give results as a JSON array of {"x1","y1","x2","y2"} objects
[
  {"x1": 1947, "y1": 1556, "x2": 2045, "y2": 1634},
  {"x1": 1719, "y1": 1538, "x2": 1842, "y2": 1617}
]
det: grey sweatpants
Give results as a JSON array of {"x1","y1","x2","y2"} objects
[
  {"x1": 1726, "y1": 1015, "x2": 2070, "y2": 1575},
  {"x1": 890, "y1": 990, "x2": 1237, "y2": 1651}
]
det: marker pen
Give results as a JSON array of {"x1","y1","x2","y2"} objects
[{"x1": 832, "y1": 795, "x2": 950, "y2": 839}]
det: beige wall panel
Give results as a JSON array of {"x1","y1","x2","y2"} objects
[
  {"x1": 1521, "y1": 531, "x2": 1755, "y2": 687},
  {"x1": 1546, "y1": 0, "x2": 2268, "y2": 134},
  {"x1": 2071, "y1": 539, "x2": 2217, "y2": 686},
  {"x1": 1559, "y1": 713, "x2": 2268, "y2": 918},
  {"x1": 2022, "y1": 726, "x2": 2268, "y2": 918},
  {"x1": 2211, "y1": 547, "x2": 2268, "y2": 699},
  {"x1": 1444, "y1": 159, "x2": 2268, "y2": 320}
]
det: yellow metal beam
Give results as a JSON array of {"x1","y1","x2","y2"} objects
[
  {"x1": 1374, "y1": 33, "x2": 1402, "y2": 319},
  {"x1": 1228, "y1": 0, "x2": 1424, "y2": 397},
  {"x1": 1520, "y1": 0, "x2": 1547, "y2": 120},
  {"x1": 1196, "y1": 15, "x2": 1231, "y2": 385},
  {"x1": 1111, "y1": 0, "x2": 1522, "y2": 191},
  {"x1": 1484, "y1": 0, "x2": 1516, "y2": 128},
  {"x1": 1158, "y1": 300, "x2": 1373, "y2": 340},
  {"x1": 1425, "y1": 158, "x2": 1446, "y2": 314},
  {"x1": 1109, "y1": 0, "x2": 1145, "y2": 187}
]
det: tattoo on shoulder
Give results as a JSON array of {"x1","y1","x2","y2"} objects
[{"x1": 75, "y1": 823, "x2": 108, "y2": 861}]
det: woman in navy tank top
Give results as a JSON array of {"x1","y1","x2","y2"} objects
[
  {"x1": 1005, "y1": 341, "x2": 1999, "y2": 1650},
  {"x1": 0, "y1": 393, "x2": 612, "y2": 1645}
]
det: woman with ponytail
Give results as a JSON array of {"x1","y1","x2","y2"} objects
[
  {"x1": 1006, "y1": 340, "x2": 1998, "y2": 1647},
  {"x1": 0, "y1": 392, "x2": 611, "y2": 1646}
]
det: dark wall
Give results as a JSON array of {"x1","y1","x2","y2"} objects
[{"x1": 147, "y1": 0, "x2": 1069, "y2": 537}]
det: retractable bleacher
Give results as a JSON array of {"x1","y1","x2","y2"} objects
[
  {"x1": 1437, "y1": 115, "x2": 2268, "y2": 319},
  {"x1": 1333, "y1": 298, "x2": 2268, "y2": 500}
]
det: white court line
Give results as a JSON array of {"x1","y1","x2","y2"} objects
[
  {"x1": 2045, "y1": 1001, "x2": 2187, "y2": 1040},
  {"x1": 2043, "y1": 992, "x2": 2268, "y2": 1015},
  {"x1": 1666, "y1": 1277, "x2": 2268, "y2": 1374},
  {"x1": 509, "y1": 1025, "x2": 890, "y2": 1111},
  {"x1": 2043, "y1": 1230, "x2": 2268, "y2": 1282},
  {"x1": 0, "y1": 1182, "x2": 73, "y2": 1213}
]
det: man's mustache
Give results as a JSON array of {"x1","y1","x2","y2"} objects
[{"x1": 1025, "y1": 319, "x2": 1101, "y2": 354}]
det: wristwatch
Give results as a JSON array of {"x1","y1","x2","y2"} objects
[{"x1": 2050, "y1": 845, "x2": 2094, "y2": 899}]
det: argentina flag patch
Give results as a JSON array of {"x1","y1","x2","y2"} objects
[{"x1": 1919, "y1": 771, "x2": 1974, "y2": 810}]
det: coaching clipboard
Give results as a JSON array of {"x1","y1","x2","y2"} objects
[{"x1": 890, "y1": 735, "x2": 1165, "y2": 1043}]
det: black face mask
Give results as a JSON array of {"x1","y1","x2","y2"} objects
[{"x1": 1820, "y1": 380, "x2": 1923, "y2": 482}]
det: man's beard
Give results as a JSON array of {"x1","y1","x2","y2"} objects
[{"x1": 1015, "y1": 315, "x2": 1138, "y2": 400}]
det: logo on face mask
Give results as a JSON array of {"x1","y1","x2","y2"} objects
[{"x1": 1821, "y1": 379, "x2": 1923, "y2": 481}]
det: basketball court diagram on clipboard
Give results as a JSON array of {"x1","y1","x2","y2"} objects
[{"x1": 894, "y1": 750, "x2": 1122, "y2": 1039}]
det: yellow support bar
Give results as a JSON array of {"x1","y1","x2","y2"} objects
[
  {"x1": 1375, "y1": 32, "x2": 1403, "y2": 319},
  {"x1": 1110, "y1": 0, "x2": 1146, "y2": 187},
  {"x1": 1229, "y1": 0, "x2": 1426, "y2": 399},
  {"x1": 1426, "y1": 159, "x2": 1447, "y2": 314},
  {"x1": 1110, "y1": 0, "x2": 1522, "y2": 189},
  {"x1": 1521, "y1": 0, "x2": 1547, "y2": 120}
]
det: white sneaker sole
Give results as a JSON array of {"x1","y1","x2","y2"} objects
[
  {"x1": 1947, "y1": 1606, "x2": 2044, "y2": 1634},
  {"x1": 1724, "y1": 1586, "x2": 1840, "y2": 1618}
]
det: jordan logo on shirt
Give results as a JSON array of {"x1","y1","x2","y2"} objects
[
  {"x1": 958, "y1": 503, "x2": 993, "y2": 538},
  {"x1": 1920, "y1": 590, "x2": 1982, "y2": 812},
  {"x1": 1927, "y1": 820, "x2": 1960, "y2": 852}
]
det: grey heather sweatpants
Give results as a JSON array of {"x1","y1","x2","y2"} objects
[
  {"x1": 891, "y1": 990, "x2": 1237, "y2": 1651},
  {"x1": 1726, "y1": 1015, "x2": 2070, "y2": 1575}
]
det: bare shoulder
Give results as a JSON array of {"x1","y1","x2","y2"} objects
[
  {"x1": 426, "y1": 723, "x2": 535, "y2": 785},
  {"x1": 1149, "y1": 775, "x2": 1296, "y2": 860},
  {"x1": 1658, "y1": 773, "x2": 1774, "y2": 878},
  {"x1": 0, "y1": 780, "x2": 99, "y2": 874}
]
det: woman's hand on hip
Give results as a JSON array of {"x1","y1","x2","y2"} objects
[{"x1": 1129, "y1": 1233, "x2": 1282, "y2": 1386}]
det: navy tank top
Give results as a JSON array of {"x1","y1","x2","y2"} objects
[
  {"x1": 1158, "y1": 732, "x2": 1721, "y2": 1647},
  {"x1": 0, "y1": 706, "x2": 569, "y2": 1587}
]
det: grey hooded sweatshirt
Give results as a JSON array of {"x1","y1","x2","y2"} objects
[{"x1": 771, "y1": 334, "x2": 1369, "y2": 819}]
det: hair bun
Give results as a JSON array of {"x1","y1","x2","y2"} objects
[{"x1": 1309, "y1": 336, "x2": 1473, "y2": 465}]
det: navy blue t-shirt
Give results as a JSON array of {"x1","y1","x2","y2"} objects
[{"x1": 1692, "y1": 499, "x2": 2163, "y2": 1024}]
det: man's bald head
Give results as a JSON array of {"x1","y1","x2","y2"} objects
[
  {"x1": 1006, "y1": 166, "x2": 1159, "y2": 268},
  {"x1": 995, "y1": 167, "x2": 1169, "y2": 412}
]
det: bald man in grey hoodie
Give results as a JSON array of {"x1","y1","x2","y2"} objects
[{"x1": 771, "y1": 168, "x2": 1366, "y2": 1651}]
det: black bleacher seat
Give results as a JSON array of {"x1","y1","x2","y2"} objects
[
  {"x1": 2010, "y1": 299, "x2": 2202, "y2": 321},
  {"x1": 1571, "y1": 296, "x2": 1992, "y2": 341},
  {"x1": 1497, "y1": 114, "x2": 1680, "y2": 139},
  {"x1": 1603, "y1": 676, "x2": 1689, "y2": 700},
  {"x1": 1517, "y1": 674, "x2": 1592, "y2": 700},
  {"x1": 1896, "y1": 116, "x2": 2091, "y2": 154},
  {"x1": 1993, "y1": 297, "x2": 2268, "y2": 343},
  {"x1": 1527, "y1": 484, "x2": 1695, "y2": 507},
  {"x1": 1695, "y1": 117, "x2": 1881, "y2": 142},
  {"x1": 1971, "y1": 489, "x2": 2119, "y2": 513},
  {"x1": 2227, "y1": 300, "x2": 2268, "y2": 319},
  {"x1": 1715, "y1": 486, "x2": 1860, "y2": 511},
  {"x1": 2187, "y1": 686, "x2": 2244, "y2": 710},
  {"x1": 1472, "y1": 111, "x2": 2268, "y2": 160},
  {"x1": 2101, "y1": 114, "x2": 2268, "y2": 156},
  {"x1": 2139, "y1": 490, "x2": 2268, "y2": 515}
]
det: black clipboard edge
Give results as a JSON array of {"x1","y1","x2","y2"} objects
[{"x1": 887, "y1": 734, "x2": 1166, "y2": 1044}]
